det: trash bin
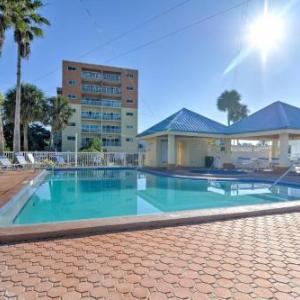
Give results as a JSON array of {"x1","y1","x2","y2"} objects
[{"x1": 205, "y1": 156, "x2": 214, "y2": 168}]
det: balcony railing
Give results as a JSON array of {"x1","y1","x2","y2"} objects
[
  {"x1": 81, "y1": 126, "x2": 121, "y2": 134},
  {"x1": 81, "y1": 84, "x2": 121, "y2": 95},
  {"x1": 81, "y1": 98, "x2": 121, "y2": 108},
  {"x1": 81, "y1": 71, "x2": 121, "y2": 82},
  {"x1": 81, "y1": 112, "x2": 121, "y2": 121}
]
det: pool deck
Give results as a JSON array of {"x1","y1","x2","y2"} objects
[
  {"x1": 0, "y1": 170, "x2": 40, "y2": 209},
  {"x1": 1, "y1": 212, "x2": 300, "y2": 299}
]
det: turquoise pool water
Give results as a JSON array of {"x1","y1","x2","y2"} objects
[{"x1": 9, "y1": 169, "x2": 300, "y2": 225}]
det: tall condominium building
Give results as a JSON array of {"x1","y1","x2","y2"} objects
[{"x1": 61, "y1": 60, "x2": 138, "y2": 152}]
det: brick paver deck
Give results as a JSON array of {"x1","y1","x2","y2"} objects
[
  {"x1": 0, "y1": 170, "x2": 40, "y2": 208},
  {"x1": 1, "y1": 213, "x2": 300, "y2": 299}
]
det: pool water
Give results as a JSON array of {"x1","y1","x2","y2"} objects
[{"x1": 8, "y1": 169, "x2": 300, "y2": 225}]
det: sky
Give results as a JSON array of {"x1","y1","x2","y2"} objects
[{"x1": 0, "y1": 0, "x2": 300, "y2": 132}]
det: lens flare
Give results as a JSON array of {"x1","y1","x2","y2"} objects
[{"x1": 247, "y1": 9, "x2": 284, "y2": 62}]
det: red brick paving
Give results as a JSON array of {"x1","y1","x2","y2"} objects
[
  {"x1": 0, "y1": 213, "x2": 300, "y2": 299},
  {"x1": 0, "y1": 170, "x2": 40, "y2": 208}
]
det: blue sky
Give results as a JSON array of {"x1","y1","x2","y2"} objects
[{"x1": 0, "y1": 0, "x2": 299, "y2": 132}]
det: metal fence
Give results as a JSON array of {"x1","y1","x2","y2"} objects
[{"x1": 3, "y1": 151, "x2": 145, "y2": 168}]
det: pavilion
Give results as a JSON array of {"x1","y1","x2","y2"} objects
[{"x1": 138, "y1": 101, "x2": 300, "y2": 168}]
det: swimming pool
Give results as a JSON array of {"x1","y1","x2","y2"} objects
[{"x1": 1, "y1": 168, "x2": 300, "y2": 226}]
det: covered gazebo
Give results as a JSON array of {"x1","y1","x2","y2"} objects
[{"x1": 138, "y1": 101, "x2": 300, "y2": 169}]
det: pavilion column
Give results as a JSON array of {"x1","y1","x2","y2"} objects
[
  {"x1": 222, "y1": 138, "x2": 232, "y2": 166},
  {"x1": 279, "y1": 133, "x2": 290, "y2": 167},
  {"x1": 271, "y1": 139, "x2": 278, "y2": 158},
  {"x1": 167, "y1": 134, "x2": 176, "y2": 168}
]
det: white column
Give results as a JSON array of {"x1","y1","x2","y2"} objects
[
  {"x1": 271, "y1": 139, "x2": 278, "y2": 158},
  {"x1": 167, "y1": 134, "x2": 176, "y2": 168},
  {"x1": 279, "y1": 133, "x2": 290, "y2": 167},
  {"x1": 223, "y1": 138, "x2": 232, "y2": 165}
]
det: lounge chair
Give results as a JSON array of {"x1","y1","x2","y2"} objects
[
  {"x1": 93, "y1": 153, "x2": 104, "y2": 166},
  {"x1": 270, "y1": 157, "x2": 279, "y2": 168},
  {"x1": 257, "y1": 157, "x2": 269, "y2": 170},
  {"x1": 15, "y1": 153, "x2": 31, "y2": 168},
  {"x1": 26, "y1": 153, "x2": 35, "y2": 164},
  {"x1": 52, "y1": 153, "x2": 67, "y2": 166},
  {"x1": 235, "y1": 157, "x2": 256, "y2": 170},
  {"x1": 0, "y1": 155, "x2": 19, "y2": 170}
]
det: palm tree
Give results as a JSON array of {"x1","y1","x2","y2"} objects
[
  {"x1": 7, "y1": 0, "x2": 49, "y2": 152},
  {"x1": 46, "y1": 96, "x2": 73, "y2": 150},
  {"x1": 0, "y1": 92, "x2": 5, "y2": 153},
  {"x1": 4, "y1": 83, "x2": 45, "y2": 151},
  {"x1": 0, "y1": 0, "x2": 14, "y2": 55},
  {"x1": 217, "y1": 90, "x2": 248, "y2": 125},
  {"x1": 230, "y1": 103, "x2": 249, "y2": 124}
]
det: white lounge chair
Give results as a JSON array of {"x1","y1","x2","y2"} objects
[
  {"x1": 235, "y1": 157, "x2": 256, "y2": 170},
  {"x1": 257, "y1": 157, "x2": 269, "y2": 170},
  {"x1": 0, "y1": 155, "x2": 19, "y2": 170},
  {"x1": 15, "y1": 153, "x2": 31, "y2": 168},
  {"x1": 26, "y1": 153, "x2": 35, "y2": 164}
]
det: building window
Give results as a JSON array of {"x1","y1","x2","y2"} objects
[
  {"x1": 67, "y1": 136, "x2": 75, "y2": 140},
  {"x1": 126, "y1": 73, "x2": 134, "y2": 78},
  {"x1": 127, "y1": 99, "x2": 133, "y2": 103},
  {"x1": 68, "y1": 122, "x2": 76, "y2": 126},
  {"x1": 72, "y1": 108, "x2": 76, "y2": 113},
  {"x1": 126, "y1": 138, "x2": 134, "y2": 142},
  {"x1": 126, "y1": 112, "x2": 133, "y2": 116},
  {"x1": 68, "y1": 94, "x2": 76, "y2": 99},
  {"x1": 127, "y1": 86, "x2": 134, "y2": 91},
  {"x1": 67, "y1": 66, "x2": 77, "y2": 71},
  {"x1": 68, "y1": 80, "x2": 76, "y2": 86},
  {"x1": 127, "y1": 125, "x2": 134, "y2": 129}
]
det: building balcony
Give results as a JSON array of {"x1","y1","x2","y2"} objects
[
  {"x1": 81, "y1": 112, "x2": 121, "y2": 121},
  {"x1": 81, "y1": 84, "x2": 121, "y2": 96},
  {"x1": 80, "y1": 99, "x2": 121, "y2": 108},
  {"x1": 81, "y1": 71, "x2": 121, "y2": 83}
]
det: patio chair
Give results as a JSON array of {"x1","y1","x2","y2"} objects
[
  {"x1": 270, "y1": 157, "x2": 279, "y2": 168},
  {"x1": 26, "y1": 153, "x2": 35, "y2": 164},
  {"x1": 235, "y1": 157, "x2": 256, "y2": 170},
  {"x1": 93, "y1": 153, "x2": 104, "y2": 166},
  {"x1": 15, "y1": 153, "x2": 31, "y2": 168},
  {"x1": 52, "y1": 153, "x2": 67, "y2": 166},
  {"x1": 257, "y1": 157, "x2": 269, "y2": 170},
  {"x1": 0, "y1": 155, "x2": 19, "y2": 170}
]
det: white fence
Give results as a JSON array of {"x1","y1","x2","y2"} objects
[{"x1": 3, "y1": 152, "x2": 145, "y2": 168}]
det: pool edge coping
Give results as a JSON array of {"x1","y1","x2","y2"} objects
[{"x1": 1, "y1": 200, "x2": 300, "y2": 243}]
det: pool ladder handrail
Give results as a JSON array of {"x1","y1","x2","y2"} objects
[{"x1": 270, "y1": 163, "x2": 295, "y2": 189}]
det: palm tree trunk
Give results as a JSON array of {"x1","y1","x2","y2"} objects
[
  {"x1": 13, "y1": 45, "x2": 21, "y2": 153},
  {"x1": 49, "y1": 129, "x2": 54, "y2": 151},
  {"x1": 23, "y1": 124, "x2": 28, "y2": 151},
  {"x1": 0, "y1": 113, "x2": 5, "y2": 154},
  {"x1": 227, "y1": 111, "x2": 230, "y2": 126}
]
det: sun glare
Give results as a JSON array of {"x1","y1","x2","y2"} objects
[{"x1": 247, "y1": 6, "x2": 285, "y2": 63}]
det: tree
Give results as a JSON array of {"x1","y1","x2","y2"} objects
[
  {"x1": 4, "y1": 83, "x2": 45, "y2": 150},
  {"x1": 3, "y1": 122, "x2": 50, "y2": 150},
  {"x1": 46, "y1": 95, "x2": 73, "y2": 150},
  {"x1": 80, "y1": 137, "x2": 102, "y2": 152},
  {"x1": 0, "y1": 92, "x2": 5, "y2": 153},
  {"x1": 217, "y1": 90, "x2": 249, "y2": 125},
  {"x1": 0, "y1": 0, "x2": 50, "y2": 152},
  {"x1": 230, "y1": 103, "x2": 249, "y2": 124}
]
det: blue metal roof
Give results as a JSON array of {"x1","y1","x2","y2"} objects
[
  {"x1": 138, "y1": 101, "x2": 300, "y2": 138},
  {"x1": 226, "y1": 101, "x2": 300, "y2": 134},
  {"x1": 138, "y1": 108, "x2": 227, "y2": 137}
]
